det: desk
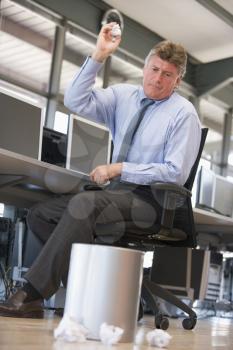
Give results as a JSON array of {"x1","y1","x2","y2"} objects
[
  {"x1": 1, "y1": 147, "x2": 233, "y2": 237},
  {"x1": 193, "y1": 207, "x2": 233, "y2": 251},
  {"x1": 151, "y1": 210, "x2": 233, "y2": 304},
  {"x1": 194, "y1": 207, "x2": 233, "y2": 235},
  {"x1": 0, "y1": 147, "x2": 88, "y2": 207}
]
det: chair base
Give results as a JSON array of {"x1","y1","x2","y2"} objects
[
  {"x1": 142, "y1": 276, "x2": 197, "y2": 330},
  {"x1": 156, "y1": 228, "x2": 187, "y2": 241}
]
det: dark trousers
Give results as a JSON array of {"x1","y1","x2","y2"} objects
[{"x1": 25, "y1": 183, "x2": 161, "y2": 299}]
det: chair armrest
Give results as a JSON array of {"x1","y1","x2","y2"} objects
[
  {"x1": 151, "y1": 182, "x2": 191, "y2": 198},
  {"x1": 150, "y1": 182, "x2": 191, "y2": 211}
]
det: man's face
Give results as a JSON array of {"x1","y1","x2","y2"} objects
[{"x1": 143, "y1": 55, "x2": 181, "y2": 100}]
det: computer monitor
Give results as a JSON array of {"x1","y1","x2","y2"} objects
[
  {"x1": 196, "y1": 166, "x2": 216, "y2": 209},
  {"x1": 41, "y1": 127, "x2": 67, "y2": 167},
  {"x1": 196, "y1": 166, "x2": 233, "y2": 217},
  {"x1": 213, "y1": 176, "x2": 233, "y2": 217},
  {"x1": 0, "y1": 92, "x2": 43, "y2": 159},
  {"x1": 66, "y1": 115, "x2": 111, "y2": 175}
]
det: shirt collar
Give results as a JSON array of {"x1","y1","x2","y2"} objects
[{"x1": 138, "y1": 86, "x2": 174, "y2": 105}]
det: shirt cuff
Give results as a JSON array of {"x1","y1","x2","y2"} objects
[
  {"x1": 121, "y1": 162, "x2": 148, "y2": 185},
  {"x1": 80, "y1": 56, "x2": 103, "y2": 74}
]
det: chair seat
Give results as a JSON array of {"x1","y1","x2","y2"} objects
[
  {"x1": 95, "y1": 219, "x2": 190, "y2": 247},
  {"x1": 95, "y1": 221, "x2": 159, "y2": 248}
]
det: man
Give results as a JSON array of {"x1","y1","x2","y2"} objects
[{"x1": 0, "y1": 22, "x2": 201, "y2": 318}]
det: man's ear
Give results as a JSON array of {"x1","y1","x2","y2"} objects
[{"x1": 175, "y1": 76, "x2": 181, "y2": 88}]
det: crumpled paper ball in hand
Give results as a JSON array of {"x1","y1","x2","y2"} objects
[
  {"x1": 146, "y1": 329, "x2": 172, "y2": 348},
  {"x1": 54, "y1": 314, "x2": 89, "y2": 343},
  {"x1": 99, "y1": 322, "x2": 124, "y2": 345}
]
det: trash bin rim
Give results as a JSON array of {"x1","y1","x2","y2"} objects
[{"x1": 71, "y1": 243, "x2": 145, "y2": 256}]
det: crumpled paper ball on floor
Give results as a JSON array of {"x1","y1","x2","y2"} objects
[
  {"x1": 146, "y1": 329, "x2": 172, "y2": 348},
  {"x1": 99, "y1": 322, "x2": 124, "y2": 345},
  {"x1": 54, "y1": 314, "x2": 89, "y2": 343}
]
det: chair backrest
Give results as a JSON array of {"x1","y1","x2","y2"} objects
[
  {"x1": 170, "y1": 128, "x2": 208, "y2": 248},
  {"x1": 184, "y1": 128, "x2": 208, "y2": 190}
]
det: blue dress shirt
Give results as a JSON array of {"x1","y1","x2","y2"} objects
[{"x1": 64, "y1": 57, "x2": 201, "y2": 186}]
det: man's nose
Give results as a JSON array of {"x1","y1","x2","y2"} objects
[{"x1": 154, "y1": 72, "x2": 162, "y2": 83}]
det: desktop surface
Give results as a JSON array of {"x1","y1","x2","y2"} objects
[{"x1": 0, "y1": 147, "x2": 90, "y2": 207}]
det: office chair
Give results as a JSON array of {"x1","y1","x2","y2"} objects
[{"x1": 95, "y1": 128, "x2": 208, "y2": 330}]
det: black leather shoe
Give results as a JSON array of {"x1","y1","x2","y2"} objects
[{"x1": 0, "y1": 290, "x2": 44, "y2": 318}]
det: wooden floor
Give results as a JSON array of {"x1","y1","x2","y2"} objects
[{"x1": 0, "y1": 312, "x2": 233, "y2": 350}]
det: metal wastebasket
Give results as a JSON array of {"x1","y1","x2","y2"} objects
[{"x1": 64, "y1": 243, "x2": 144, "y2": 343}]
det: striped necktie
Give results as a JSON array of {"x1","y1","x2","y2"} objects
[{"x1": 116, "y1": 98, "x2": 154, "y2": 163}]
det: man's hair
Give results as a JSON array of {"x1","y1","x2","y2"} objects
[{"x1": 145, "y1": 40, "x2": 187, "y2": 78}]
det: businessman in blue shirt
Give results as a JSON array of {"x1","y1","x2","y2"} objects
[{"x1": 0, "y1": 22, "x2": 201, "y2": 318}]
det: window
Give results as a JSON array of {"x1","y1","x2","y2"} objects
[
  {"x1": 54, "y1": 111, "x2": 69, "y2": 134},
  {"x1": 228, "y1": 152, "x2": 233, "y2": 166},
  {"x1": 60, "y1": 29, "x2": 102, "y2": 96},
  {"x1": 0, "y1": 204, "x2": 4, "y2": 217},
  {"x1": 0, "y1": 0, "x2": 56, "y2": 94}
]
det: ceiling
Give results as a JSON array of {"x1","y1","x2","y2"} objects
[{"x1": 103, "y1": 0, "x2": 233, "y2": 64}]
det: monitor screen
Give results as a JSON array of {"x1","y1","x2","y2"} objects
[
  {"x1": 66, "y1": 115, "x2": 111, "y2": 175},
  {"x1": 0, "y1": 92, "x2": 43, "y2": 159}
]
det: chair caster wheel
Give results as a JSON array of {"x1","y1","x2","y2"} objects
[
  {"x1": 182, "y1": 317, "x2": 197, "y2": 330},
  {"x1": 155, "y1": 314, "x2": 169, "y2": 330}
]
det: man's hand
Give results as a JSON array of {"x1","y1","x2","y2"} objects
[
  {"x1": 90, "y1": 163, "x2": 122, "y2": 185},
  {"x1": 92, "y1": 22, "x2": 121, "y2": 63}
]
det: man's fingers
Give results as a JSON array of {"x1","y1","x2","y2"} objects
[{"x1": 89, "y1": 165, "x2": 110, "y2": 184}]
